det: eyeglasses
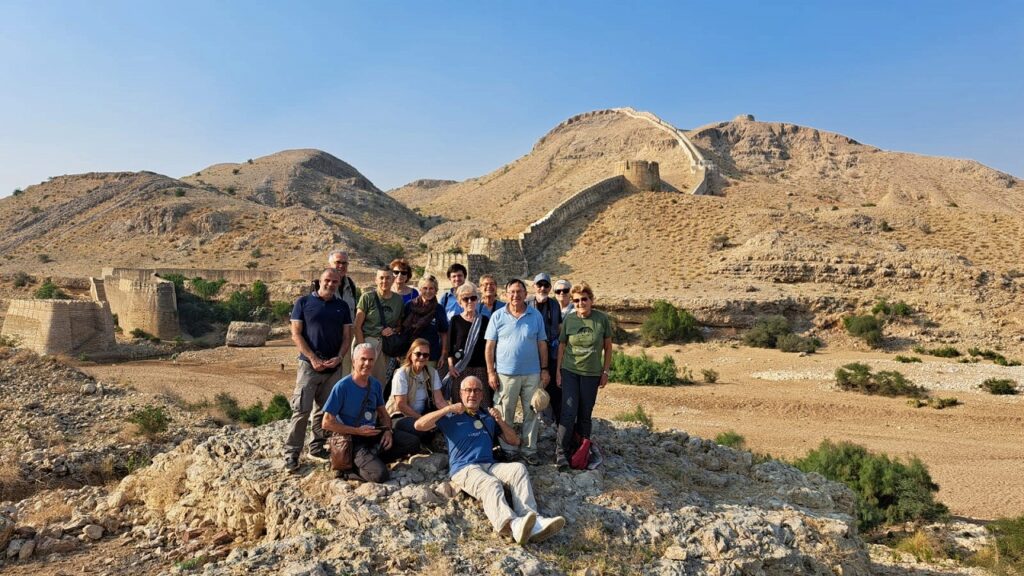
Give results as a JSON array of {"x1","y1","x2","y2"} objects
[
  {"x1": 461, "y1": 295, "x2": 479, "y2": 303},
  {"x1": 412, "y1": 351, "x2": 429, "y2": 358},
  {"x1": 572, "y1": 297, "x2": 590, "y2": 304},
  {"x1": 536, "y1": 283, "x2": 551, "y2": 289},
  {"x1": 461, "y1": 388, "x2": 483, "y2": 394},
  {"x1": 392, "y1": 270, "x2": 409, "y2": 276},
  {"x1": 554, "y1": 289, "x2": 569, "y2": 295}
]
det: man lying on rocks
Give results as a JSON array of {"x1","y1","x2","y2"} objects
[
  {"x1": 321, "y1": 343, "x2": 419, "y2": 482},
  {"x1": 415, "y1": 376, "x2": 565, "y2": 545}
]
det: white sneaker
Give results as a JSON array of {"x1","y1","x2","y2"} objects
[
  {"x1": 529, "y1": 515, "x2": 565, "y2": 543},
  {"x1": 509, "y1": 512, "x2": 537, "y2": 545}
]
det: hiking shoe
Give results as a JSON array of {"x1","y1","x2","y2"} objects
[
  {"x1": 284, "y1": 456, "x2": 300, "y2": 474},
  {"x1": 522, "y1": 453, "x2": 540, "y2": 466},
  {"x1": 308, "y1": 447, "x2": 330, "y2": 461},
  {"x1": 555, "y1": 457, "x2": 570, "y2": 471},
  {"x1": 530, "y1": 515, "x2": 565, "y2": 543},
  {"x1": 509, "y1": 512, "x2": 536, "y2": 546}
]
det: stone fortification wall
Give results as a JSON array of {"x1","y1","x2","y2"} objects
[
  {"x1": 424, "y1": 253, "x2": 469, "y2": 287},
  {"x1": 614, "y1": 107, "x2": 714, "y2": 196},
  {"x1": 519, "y1": 176, "x2": 627, "y2": 262},
  {"x1": 102, "y1": 276, "x2": 180, "y2": 339},
  {"x1": 468, "y1": 238, "x2": 528, "y2": 280},
  {"x1": 102, "y1": 267, "x2": 281, "y2": 284},
  {"x1": 1, "y1": 299, "x2": 116, "y2": 356}
]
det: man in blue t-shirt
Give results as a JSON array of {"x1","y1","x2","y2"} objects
[
  {"x1": 322, "y1": 343, "x2": 419, "y2": 482},
  {"x1": 415, "y1": 375, "x2": 564, "y2": 546},
  {"x1": 284, "y1": 269, "x2": 353, "y2": 473},
  {"x1": 485, "y1": 278, "x2": 549, "y2": 465}
]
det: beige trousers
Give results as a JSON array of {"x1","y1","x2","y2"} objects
[
  {"x1": 494, "y1": 373, "x2": 541, "y2": 455},
  {"x1": 451, "y1": 462, "x2": 538, "y2": 532}
]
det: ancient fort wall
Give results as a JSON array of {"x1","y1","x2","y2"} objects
[
  {"x1": 1, "y1": 299, "x2": 116, "y2": 356},
  {"x1": 102, "y1": 276, "x2": 180, "y2": 339},
  {"x1": 613, "y1": 107, "x2": 713, "y2": 195},
  {"x1": 102, "y1": 267, "x2": 281, "y2": 284}
]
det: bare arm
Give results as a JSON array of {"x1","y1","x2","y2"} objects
[
  {"x1": 485, "y1": 339, "x2": 499, "y2": 390},
  {"x1": 321, "y1": 412, "x2": 381, "y2": 437},
  {"x1": 556, "y1": 342, "x2": 566, "y2": 387},
  {"x1": 538, "y1": 339, "x2": 550, "y2": 387},
  {"x1": 354, "y1": 309, "x2": 366, "y2": 344},
  {"x1": 488, "y1": 407, "x2": 519, "y2": 446},
  {"x1": 339, "y1": 323, "x2": 352, "y2": 360},
  {"x1": 394, "y1": 395, "x2": 420, "y2": 419},
  {"x1": 415, "y1": 403, "x2": 456, "y2": 432},
  {"x1": 291, "y1": 320, "x2": 324, "y2": 371},
  {"x1": 600, "y1": 336, "x2": 613, "y2": 388}
]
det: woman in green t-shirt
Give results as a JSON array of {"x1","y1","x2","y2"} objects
[{"x1": 555, "y1": 282, "x2": 613, "y2": 468}]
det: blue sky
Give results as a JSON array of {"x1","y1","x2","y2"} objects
[{"x1": 1, "y1": 1, "x2": 1022, "y2": 197}]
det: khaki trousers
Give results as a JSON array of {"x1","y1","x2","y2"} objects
[
  {"x1": 494, "y1": 373, "x2": 541, "y2": 455},
  {"x1": 451, "y1": 462, "x2": 538, "y2": 532}
]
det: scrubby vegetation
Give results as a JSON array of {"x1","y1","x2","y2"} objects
[
  {"x1": 33, "y1": 278, "x2": 70, "y2": 300},
  {"x1": 640, "y1": 301, "x2": 702, "y2": 345},
  {"x1": 980, "y1": 378, "x2": 1019, "y2": 395},
  {"x1": 714, "y1": 430, "x2": 745, "y2": 449},
  {"x1": 163, "y1": 275, "x2": 276, "y2": 336},
  {"x1": 609, "y1": 351, "x2": 688, "y2": 386},
  {"x1": 129, "y1": 405, "x2": 171, "y2": 438},
  {"x1": 872, "y1": 299, "x2": 913, "y2": 318},
  {"x1": 793, "y1": 440, "x2": 948, "y2": 531},
  {"x1": 742, "y1": 315, "x2": 820, "y2": 352},
  {"x1": 612, "y1": 404, "x2": 653, "y2": 430},
  {"x1": 701, "y1": 368, "x2": 719, "y2": 384},
  {"x1": 970, "y1": 515, "x2": 1024, "y2": 573},
  {"x1": 214, "y1": 392, "x2": 292, "y2": 425},
  {"x1": 894, "y1": 355, "x2": 921, "y2": 363},
  {"x1": 912, "y1": 345, "x2": 961, "y2": 358},
  {"x1": 843, "y1": 314, "x2": 883, "y2": 348},
  {"x1": 12, "y1": 270, "x2": 30, "y2": 287},
  {"x1": 968, "y1": 347, "x2": 1022, "y2": 366},
  {"x1": 834, "y1": 363, "x2": 927, "y2": 398}
]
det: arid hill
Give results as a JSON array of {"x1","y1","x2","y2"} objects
[{"x1": 0, "y1": 150, "x2": 423, "y2": 278}]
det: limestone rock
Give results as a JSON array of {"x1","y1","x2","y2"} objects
[
  {"x1": 225, "y1": 322, "x2": 271, "y2": 347},
  {"x1": 18, "y1": 538, "x2": 34, "y2": 560},
  {"x1": 82, "y1": 524, "x2": 104, "y2": 540},
  {"x1": 0, "y1": 513, "x2": 13, "y2": 550}
]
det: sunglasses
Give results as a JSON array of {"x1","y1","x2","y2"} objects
[
  {"x1": 461, "y1": 388, "x2": 483, "y2": 394},
  {"x1": 332, "y1": 261, "x2": 349, "y2": 266},
  {"x1": 412, "y1": 351, "x2": 429, "y2": 358},
  {"x1": 572, "y1": 297, "x2": 590, "y2": 304},
  {"x1": 461, "y1": 295, "x2": 479, "y2": 303},
  {"x1": 536, "y1": 283, "x2": 551, "y2": 289},
  {"x1": 392, "y1": 270, "x2": 409, "y2": 276},
  {"x1": 554, "y1": 289, "x2": 569, "y2": 295}
]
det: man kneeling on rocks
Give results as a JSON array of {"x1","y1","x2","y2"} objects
[
  {"x1": 414, "y1": 376, "x2": 565, "y2": 545},
  {"x1": 322, "y1": 343, "x2": 419, "y2": 482}
]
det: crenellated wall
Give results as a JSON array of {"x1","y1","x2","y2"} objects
[
  {"x1": 613, "y1": 107, "x2": 715, "y2": 195},
  {"x1": 1, "y1": 299, "x2": 116, "y2": 356},
  {"x1": 102, "y1": 274, "x2": 180, "y2": 339}
]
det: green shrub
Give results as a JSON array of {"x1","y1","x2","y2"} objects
[
  {"x1": 0, "y1": 334, "x2": 21, "y2": 347},
  {"x1": 271, "y1": 301, "x2": 293, "y2": 321},
  {"x1": 973, "y1": 515, "x2": 1024, "y2": 572},
  {"x1": 129, "y1": 405, "x2": 171, "y2": 438},
  {"x1": 189, "y1": 277, "x2": 227, "y2": 299},
  {"x1": 641, "y1": 301, "x2": 702, "y2": 345},
  {"x1": 793, "y1": 440, "x2": 948, "y2": 531},
  {"x1": 214, "y1": 393, "x2": 291, "y2": 426},
  {"x1": 245, "y1": 261, "x2": 258, "y2": 269},
  {"x1": 715, "y1": 430, "x2": 745, "y2": 449},
  {"x1": 710, "y1": 233, "x2": 730, "y2": 250},
  {"x1": 214, "y1": 392, "x2": 242, "y2": 420},
  {"x1": 894, "y1": 355, "x2": 921, "y2": 363},
  {"x1": 384, "y1": 243, "x2": 405, "y2": 261},
  {"x1": 872, "y1": 299, "x2": 912, "y2": 317},
  {"x1": 12, "y1": 188, "x2": 23, "y2": 196},
  {"x1": 37, "y1": 253, "x2": 52, "y2": 263},
  {"x1": 701, "y1": 368, "x2": 719, "y2": 384},
  {"x1": 612, "y1": 405, "x2": 653, "y2": 430},
  {"x1": 609, "y1": 351, "x2": 681, "y2": 386},
  {"x1": 915, "y1": 345, "x2": 960, "y2": 358},
  {"x1": 834, "y1": 363, "x2": 926, "y2": 398},
  {"x1": 776, "y1": 333, "x2": 821, "y2": 353},
  {"x1": 843, "y1": 315, "x2": 884, "y2": 348},
  {"x1": 878, "y1": 219, "x2": 893, "y2": 232},
  {"x1": 929, "y1": 397, "x2": 961, "y2": 409},
  {"x1": 980, "y1": 378, "x2": 1019, "y2": 395},
  {"x1": 33, "y1": 279, "x2": 70, "y2": 299},
  {"x1": 968, "y1": 347, "x2": 1022, "y2": 366},
  {"x1": 12, "y1": 271, "x2": 30, "y2": 287},
  {"x1": 174, "y1": 188, "x2": 185, "y2": 197},
  {"x1": 743, "y1": 315, "x2": 790, "y2": 348},
  {"x1": 608, "y1": 314, "x2": 631, "y2": 345}
]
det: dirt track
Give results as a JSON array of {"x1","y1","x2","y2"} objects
[{"x1": 83, "y1": 339, "x2": 1024, "y2": 521}]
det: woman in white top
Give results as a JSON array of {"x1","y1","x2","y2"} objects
[{"x1": 389, "y1": 338, "x2": 448, "y2": 440}]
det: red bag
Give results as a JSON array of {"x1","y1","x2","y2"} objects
[{"x1": 570, "y1": 437, "x2": 592, "y2": 470}]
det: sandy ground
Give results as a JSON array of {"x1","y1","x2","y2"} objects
[{"x1": 82, "y1": 339, "x2": 1024, "y2": 521}]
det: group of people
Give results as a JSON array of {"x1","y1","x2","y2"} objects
[{"x1": 284, "y1": 252, "x2": 614, "y2": 544}]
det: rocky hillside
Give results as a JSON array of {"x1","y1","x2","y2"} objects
[{"x1": 0, "y1": 150, "x2": 423, "y2": 278}]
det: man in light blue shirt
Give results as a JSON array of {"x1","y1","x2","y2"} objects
[{"x1": 485, "y1": 278, "x2": 549, "y2": 464}]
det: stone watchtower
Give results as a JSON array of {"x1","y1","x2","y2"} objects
[{"x1": 617, "y1": 160, "x2": 660, "y2": 191}]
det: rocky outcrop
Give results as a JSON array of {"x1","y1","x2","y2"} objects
[{"x1": 225, "y1": 322, "x2": 271, "y2": 347}]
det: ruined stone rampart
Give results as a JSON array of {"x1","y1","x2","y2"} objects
[
  {"x1": 102, "y1": 275, "x2": 180, "y2": 339},
  {"x1": 518, "y1": 176, "x2": 627, "y2": 262},
  {"x1": 424, "y1": 253, "x2": 470, "y2": 287},
  {"x1": 1, "y1": 299, "x2": 116, "y2": 356},
  {"x1": 614, "y1": 107, "x2": 714, "y2": 195},
  {"x1": 102, "y1": 267, "x2": 281, "y2": 284}
]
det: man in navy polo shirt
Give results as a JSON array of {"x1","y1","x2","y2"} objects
[
  {"x1": 415, "y1": 376, "x2": 564, "y2": 545},
  {"x1": 285, "y1": 268, "x2": 353, "y2": 473}
]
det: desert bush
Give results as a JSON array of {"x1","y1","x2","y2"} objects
[
  {"x1": 701, "y1": 368, "x2": 719, "y2": 384},
  {"x1": 776, "y1": 333, "x2": 821, "y2": 353},
  {"x1": 873, "y1": 299, "x2": 912, "y2": 317},
  {"x1": 271, "y1": 301, "x2": 294, "y2": 321},
  {"x1": 980, "y1": 378, "x2": 1019, "y2": 395},
  {"x1": 608, "y1": 314, "x2": 631, "y2": 345},
  {"x1": 843, "y1": 315, "x2": 884, "y2": 348},
  {"x1": 743, "y1": 315, "x2": 790, "y2": 348},
  {"x1": 714, "y1": 430, "x2": 745, "y2": 449},
  {"x1": 214, "y1": 392, "x2": 242, "y2": 420},
  {"x1": 174, "y1": 188, "x2": 185, "y2": 197},
  {"x1": 916, "y1": 345, "x2": 960, "y2": 358},
  {"x1": 640, "y1": 301, "x2": 702, "y2": 345},
  {"x1": 968, "y1": 347, "x2": 1022, "y2": 366},
  {"x1": 971, "y1": 515, "x2": 1024, "y2": 573},
  {"x1": 33, "y1": 279, "x2": 70, "y2": 299},
  {"x1": 793, "y1": 439, "x2": 948, "y2": 531},
  {"x1": 12, "y1": 271, "x2": 30, "y2": 287},
  {"x1": 894, "y1": 355, "x2": 921, "y2": 363},
  {"x1": 129, "y1": 405, "x2": 171, "y2": 438},
  {"x1": 928, "y1": 397, "x2": 961, "y2": 409},
  {"x1": 895, "y1": 530, "x2": 949, "y2": 563},
  {"x1": 613, "y1": 404, "x2": 653, "y2": 430},
  {"x1": 250, "y1": 248, "x2": 263, "y2": 258},
  {"x1": 245, "y1": 261, "x2": 258, "y2": 269},
  {"x1": 710, "y1": 233, "x2": 730, "y2": 250},
  {"x1": 383, "y1": 243, "x2": 405, "y2": 261},
  {"x1": 609, "y1": 351, "x2": 682, "y2": 386},
  {"x1": 834, "y1": 363, "x2": 926, "y2": 398},
  {"x1": 237, "y1": 394, "x2": 292, "y2": 426},
  {"x1": 190, "y1": 277, "x2": 227, "y2": 299},
  {"x1": 12, "y1": 188, "x2": 23, "y2": 196},
  {"x1": 878, "y1": 219, "x2": 893, "y2": 232},
  {"x1": 0, "y1": 334, "x2": 22, "y2": 347}
]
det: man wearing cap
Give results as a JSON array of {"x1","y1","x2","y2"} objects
[
  {"x1": 285, "y1": 268, "x2": 353, "y2": 473},
  {"x1": 485, "y1": 278, "x2": 549, "y2": 465},
  {"x1": 527, "y1": 273, "x2": 562, "y2": 428},
  {"x1": 415, "y1": 376, "x2": 565, "y2": 545}
]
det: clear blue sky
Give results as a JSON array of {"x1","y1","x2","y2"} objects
[{"x1": 2, "y1": 1, "x2": 1022, "y2": 197}]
